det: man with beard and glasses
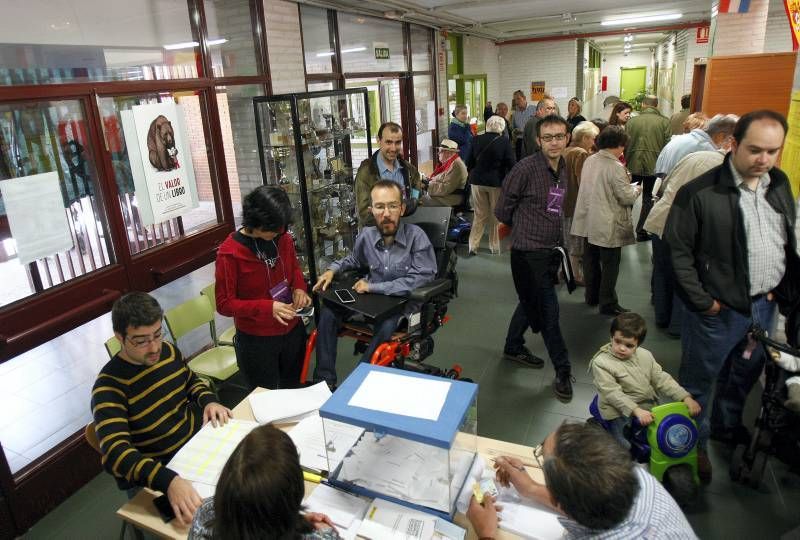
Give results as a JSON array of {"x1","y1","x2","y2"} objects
[{"x1": 311, "y1": 180, "x2": 437, "y2": 388}]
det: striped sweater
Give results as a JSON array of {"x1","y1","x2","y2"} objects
[{"x1": 90, "y1": 341, "x2": 218, "y2": 493}]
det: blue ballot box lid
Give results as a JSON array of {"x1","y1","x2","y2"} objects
[{"x1": 319, "y1": 364, "x2": 478, "y2": 449}]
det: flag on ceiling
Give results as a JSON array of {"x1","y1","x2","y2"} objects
[{"x1": 719, "y1": 0, "x2": 751, "y2": 13}]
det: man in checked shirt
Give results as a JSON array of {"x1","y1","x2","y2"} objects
[
  {"x1": 665, "y1": 110, "x2": 799, "y2": 482},
  {"x1": 496, "y1": 114, "x2": 574, "y2": 402}
]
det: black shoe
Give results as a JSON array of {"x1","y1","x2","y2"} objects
[
  {"x1": 599, "y1": 304, "x2": 630, "y2": 316},
  {"x1": 503, "y1": 346, "x2": 545, "y2": 368},
  {"x1": 586, "y1": 299, "x2": 599, "y2": 307},
  {"x1": 637, "y1": 233, "x2": 651, "y2": 242},
  {"x1": 710, "y1": 425, "x2": 751, "y2": 447},
  {"x1": 553, "y1": 371, "x2": 575, "y2": 402}
]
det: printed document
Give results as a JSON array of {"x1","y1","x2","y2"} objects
[
  {"x1": 288, "y1": 413, "x2": 364, "y2": 472},
  {"x1": 303, "y1": 484, "x2": 369, "y2": 529},
  {"x1": 248, "y1": 381, "x2": 332, "y2": 424}
]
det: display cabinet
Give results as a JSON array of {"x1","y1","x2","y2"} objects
[{"x1": 253, "y1": 89, "x2": 371, "y2": 287}]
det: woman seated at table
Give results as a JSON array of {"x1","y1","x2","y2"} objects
[
  {"x1": 189, "y1": 425, "x2": 339, "y2": 539},
  {"x1": 215, "y1": 186, "x2": 312, "y2": 390},
  {"x1": 419, "y1": 138, "x2": 468, "y2": 207}
]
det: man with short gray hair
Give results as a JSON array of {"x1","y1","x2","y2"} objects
[
  {"x1": 625, "y1": 96, "x2": 671, "y2": 241},
  {"x1": 655, "y1": 114, "x2": 739, "y2": 178},
  {"x1": 523, "y1": 95, "x2": 558, "y2": 157}
]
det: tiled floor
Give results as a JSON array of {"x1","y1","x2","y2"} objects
[
  {"x1": 17, "y1": 240, "x2": 800, "y2": 538},
  {"x1": 0, "y1": 262, "x2": 234, "y2": 474}
]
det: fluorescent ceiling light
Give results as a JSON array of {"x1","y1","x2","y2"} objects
[
  {"x1": 207, "y1": 38, "x2": 228, "y2": 46},
  {"x1": 601, "y1": 13, "x2": 682, "y2": 26},
  {"x1": 164, "y1": 41, "x2": 198, "y2": 50},
  {"x1": 341, "y1": 47, "x2": 366, "y2": 54},
  {"x1": 316, "y1": 51, "x2": 335, "y2": 57}
]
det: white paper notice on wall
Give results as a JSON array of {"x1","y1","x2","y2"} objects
[
  {"x1": 0, "y1": 172, "x2": 74, "y2": 265},
  {"x1": 550, "y1": 87, "x2": 569, "y2": 99},
  {"x1": 128, "y1": 102, "x2": 199, "y2": 226},
  {"x1": 348, "y1": 370, "x2": 451, "y2": 421}
]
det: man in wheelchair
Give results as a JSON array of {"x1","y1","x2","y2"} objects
[{"x1": 311, "y1": 180, "x2": 438, "y2": 388}]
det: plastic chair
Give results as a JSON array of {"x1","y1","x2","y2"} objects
[
  {"x1": 200, "y1": 283, "x2": 236, "y2": 346},
  {"x1": 164, "y1": 296, "x2": 239, "y2": 388},
  {"x1": 84, "y1": 423, "x2": 144, "y2": 540},
  {"x1": 105, "y1": 336, "x2": 122, "y2": 358}
]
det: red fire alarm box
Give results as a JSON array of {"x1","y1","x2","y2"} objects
[{"x1": 601, "y1": 76, "x2": 608, "y2": 91}]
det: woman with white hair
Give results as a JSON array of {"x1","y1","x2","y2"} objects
[
  {"x1": 563, "y1": 120, "x2": 600, "y2": 284},
  {"x1": 566, "y1": 97, "x2": 586, "y2": 132},
  {"x1": 465, "y1": 115, "x2": 516, "y2": 255}
]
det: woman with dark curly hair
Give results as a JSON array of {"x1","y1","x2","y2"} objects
[{"x1": 215, "y1": 186, "x2": 311, "y2": 390}]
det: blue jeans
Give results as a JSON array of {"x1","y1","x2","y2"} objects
[
  {"x1": 314, "y1": 306, "x2": 404, "y2": 385},
  {"x1": 608, "y1": 416, "x2": 632, "y2": 450},
  {"x1": 678, "y1": 296, "x2": 776, "y2": 448},
  {"x1": 509, "y1": 249, "x2": 570, "y2": 374}
]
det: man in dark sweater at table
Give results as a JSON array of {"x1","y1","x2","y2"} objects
[{"x1": 91, "y1": 292, "x2": 232, "y2": 525}]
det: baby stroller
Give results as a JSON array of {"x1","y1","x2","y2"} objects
[
  {"x1": 729, "y1": 320, "x2": 800, "y2": 489},
  {"x1": 589, "y1": 396, "x2": 699, "y2": 506}
]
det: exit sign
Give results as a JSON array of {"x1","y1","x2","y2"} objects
[{"x1": 374, "y1": 41, "x2": 390, "y2": 60}]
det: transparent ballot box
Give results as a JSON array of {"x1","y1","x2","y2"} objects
[{"x1": 319, "y1": 364, "x2": 478, "y2": 519}]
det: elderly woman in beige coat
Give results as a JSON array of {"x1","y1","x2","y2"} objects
[
  {"x1": 419, "y1": 139, "x2": 468, "y2": 207},
  {"x1": 572, "y1": 126, "x2": 641, "y2": 316}
]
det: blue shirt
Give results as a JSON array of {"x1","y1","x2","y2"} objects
[
  {"x1": 559, "y1": 467, "x2": 697, "y2": 539},
  {"x1": 377, "y1": 151, "x2": 405, "y2": 189},
  {"x1": 328, "y1": 222, "x2": 436, "y2": 297},
  {"x1": 654, "y1": 129, "x2": 717, "y2": 178}
]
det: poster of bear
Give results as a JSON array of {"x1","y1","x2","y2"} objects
[{"x1": 130, "y1": 102, "x2": 198, "y2": 225}]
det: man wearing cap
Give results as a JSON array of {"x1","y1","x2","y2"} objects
[
  {"x1": 419, "y1": 139, "x2": 468, "y2": 207},
  {"x1": 355, "y1": 121, "x2": 423, "y2": 226}
]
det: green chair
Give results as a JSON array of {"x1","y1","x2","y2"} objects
[
  {"x1": 164, "y1": 296, "x2": 239, "y2": 388},
  {"x1": 105, "y1": 336, "x2": 121, "y2": 358},
  {"x1": 200, "y1": 283, "x2": 236, "y2": 347}
]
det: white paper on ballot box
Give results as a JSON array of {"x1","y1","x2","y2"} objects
[{"x1": 347, "y1": 370, "x2": 451, "y2": 421}]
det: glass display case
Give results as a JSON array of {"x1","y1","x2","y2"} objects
[
  {"x1": 320, "y1": 364, "x2": 479, "y2": 519},
  {"x1": 253, "y1": 89, "x2": 371, "y2": 286}
]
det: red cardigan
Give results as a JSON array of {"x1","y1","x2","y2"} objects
[{"x1": 215, "y1": 232, "x2": 307, "y2": 336}]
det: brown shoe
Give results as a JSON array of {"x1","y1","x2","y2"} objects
[{"x1": 697, "y1": 449, "x2": 712, "y2": 484}]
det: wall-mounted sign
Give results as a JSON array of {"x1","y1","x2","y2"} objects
[
  {"x1": 784, "y1": 0, "x2": 800, "y2": 51},
  {"x1": 374, "y1": 42, "x2": 390, "y2": 60},
  {"x1": 696, "y1": 25, "x2": 710, "y2": 44},
  {"x1": 530, "y1": 81, "x2": 546, "y2": 102}
]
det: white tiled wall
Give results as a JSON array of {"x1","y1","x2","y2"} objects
[
  {"x1": 764, "y1": 4, "x2": 793, "y2": 53},
  {"x1": 498, "y1": 40, "x2": 578, "y2": 113},
  {"x1": 463, "y1": 35, "x2": 501, "y2": 105},
  {"x1": 712, "y1": 0, "x2": 770, "y2": 56},
  {"x1": 264, "y1": 0, "x2": 306, "y2": 94}
]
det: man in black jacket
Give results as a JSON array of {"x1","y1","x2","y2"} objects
[{"x1": 664, "y1": 110, "x2": 799, "y2": 482}]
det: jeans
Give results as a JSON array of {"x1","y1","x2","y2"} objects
[
  {"x1": 234, "y1": 324, "x2": 306, "y2": 390},
  {"x1": 504, "y1": 303, "x2": 530, "y2": 354},
  {"x1": 651, "y1": 235, "x2": 673, "y2": 328},
  {"x1": 633, "y1": 174, "x2": 656, "y2": 236},
  {"x1": 509, "y1": 249, "x2": 570, "y2": 374},
  {"x1": 586, "y1": 244, "x2": 621, "y2": 309},
  {"x1": 608, "y1": 416, "x2": 632, "y2": 450},
  {"x1": 678, "y1": 296, "x2": 777, "y2": 448},
  {"x1": 314, "y1": 305, "x2": 404, "y2": 385}
]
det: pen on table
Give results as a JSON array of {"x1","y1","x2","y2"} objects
[
  {"x1": 303, "y1": 471, "x2": 323, "y2": 483},
  {"x1": 490, "y1": 457, "x2": 526, "y2": 472}
]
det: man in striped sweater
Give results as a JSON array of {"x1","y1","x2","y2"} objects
[{"x1": 91, "y1": 292, "x2": 232, "y2": 525}]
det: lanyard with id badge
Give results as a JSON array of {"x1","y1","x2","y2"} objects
[
  {"x1": 546, "y1": 167, "x2": 565, "y2": 216},
  {"x1": 255, "y1": 239, "x2": 292, "y2": 304}
]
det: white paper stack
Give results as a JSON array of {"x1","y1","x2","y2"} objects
[
  {"x1": 496, "y1": 484, "x2": 564, "y2": 540},
  {"x1": 304, "y1": 484, "x2": 370, "y2": 530},
  {"x1": 248, "y1": 381, "x2": 332, "y2": 424}
]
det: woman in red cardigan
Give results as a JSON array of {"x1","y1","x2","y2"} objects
[{"x1": 215, "y1": 186, "x2": 311, "y2": 389}]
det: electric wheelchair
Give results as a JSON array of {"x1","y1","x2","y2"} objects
[{"x1": 300, "y1": 205, "x2": 468, "y2": 383}]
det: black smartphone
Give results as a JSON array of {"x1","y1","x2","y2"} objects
[
  {"x1": 334, "y1": 289, "x2": 356, "y2": 303},
  {"x1": 152, "y1": 494, "x2": 176, "y2": 523}
]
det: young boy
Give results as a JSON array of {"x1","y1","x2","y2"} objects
[{"x1": 590, "y1": 312, "x2": 701, "y2": 448}]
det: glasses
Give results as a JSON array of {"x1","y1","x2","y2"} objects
[
  {"x1": 533, "y1": 442, "x2": 544, "y2": 468},
  {"x1": 540, "y1": 134, "x2": 567, "y2": 142},
  {"x1": 126, "y1": 326, "x2": 164, "y2": 349},
  {"x1": 372, "y1": 203, "x2": 402, "y2": 212}
]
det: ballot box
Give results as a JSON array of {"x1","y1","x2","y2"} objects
[{"x1": 319, "y1": 363, "x2": 478, "y2": 519}]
